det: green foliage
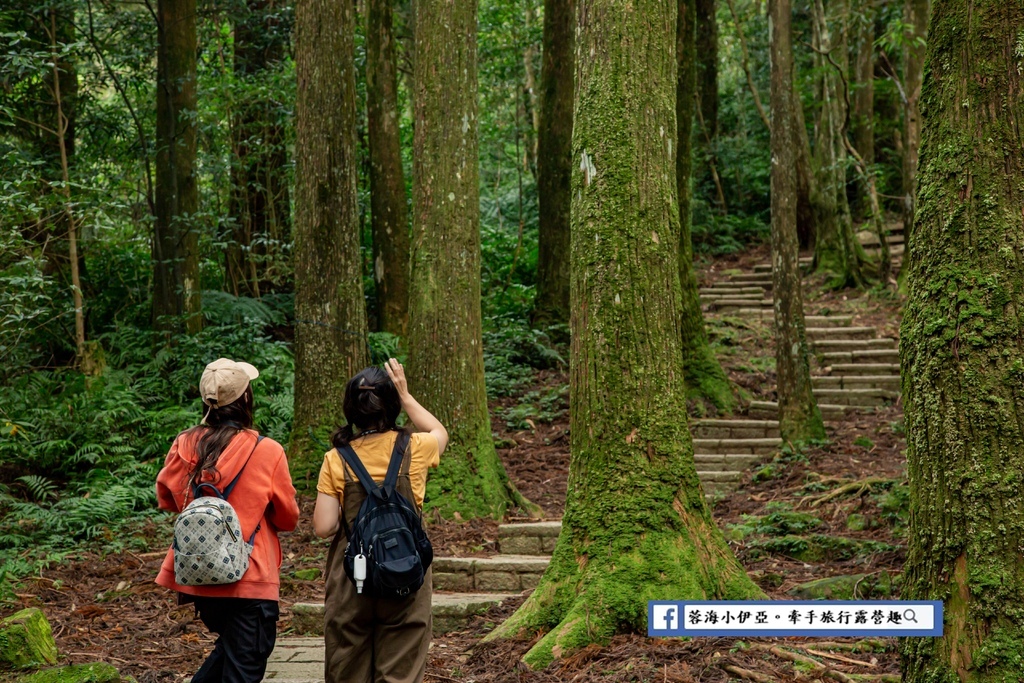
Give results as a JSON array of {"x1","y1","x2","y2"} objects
[
  {"x1": 483, "y1": 317, "x2": 565, "y2": 398},
  {"x1": 498, "y1": 384, "x2": 568, "y2": 430},
  {"x1": 727, "y1": 503, "x2": 823, "y2": 539}
]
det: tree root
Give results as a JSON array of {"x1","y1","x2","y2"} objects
[
  {"x1": 750, "y1": 644, "x2": 853, "y2": 682},
  {"x1": 721, "y1": 663, "x2": 779, "y2": 682},
  {"x1": 801, "y1": 477, "x2": 892, "y2": 507},
  {"x1": 807, "y1": 640, "x2": 888, "y2": 653}
]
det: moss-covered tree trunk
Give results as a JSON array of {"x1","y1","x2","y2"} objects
[
  {"x1": 850, "y1": 0, "x2": 874, "y2": 220},
  {"x1": 900, "y1": 0, "x2": 928, "y2": 247},
  {"x1": 227, "y1": 0, "x2": 290, "y2": 299},
  {"x1": 153, "y1": 0, "x2": 202, "y2": 334},
  {"x1": 291, "y1": 0, "x2": 369, "y2": 481},
  {"x1": 368, "y1": 0, "x2": 411, "y2": 337},
  {"x1": 531, "y1": 0, "x2": 574, "y2": 328},
  {"x1": 408, "y1": 0, "x2": 534, "y2": 520},
  {"x1": 487, "y1": 0, "x2": 761, "y2": 666},
  {"x1": 678, "y1": 0, "x2": 734, "y2": 412},
  {"x1": 812, "y1": 0, "x2": 866, "y2": 288},
  {"x1": 770, "y1": 0, "x2": 825, "y2": 442},
  {"x1": 900, "y1": 1, "x2": 1024, "y2": 679}
]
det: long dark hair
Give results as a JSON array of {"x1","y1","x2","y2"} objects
[
  {"x1": 185, "y1": 385, "x2": 255, "y2": 492},
  {"x1": 331, "y1": 366, "x2": 401, "y2": 449}
]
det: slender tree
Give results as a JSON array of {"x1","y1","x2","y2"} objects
[
  {"x1": 408, "y1": 0, "x2": 534, "y2": 518},
  {"x1": 367, "y1": 0, "x2": 411, "y2": 336},
  {"x1": 291, "y1": 0, "x2": 369, "y2": 480},
  {"x1": 531, "y1": 0, "x2": 574, "y2": 329},
  {"x1": 770, "y1": 0, "x2": 825, "y2": 441},
  {"x1": 811, "y1": 0, "x2": 866, "y2": 287},
  {"x1": 901, "y1": 0, "x2": 928, "y2": 244},
  {"x1": 678, "y1": 0, "x2": 734, "y2": 411},
  {"x1": 850, "y1": 0, "x2": 874, "y2": 219},
  {"x1": 488, "y1": 0, "x2": 760, "y2": 666},
  {"x1": 153, "y1": 0, "x2": 202, "y2": 333},
  {"x1": 900, "y1": 2, "x2": 1024, "y2": 680},
  {"x1": 227, "y1": 0, "x2": 291, "y2": 299}
]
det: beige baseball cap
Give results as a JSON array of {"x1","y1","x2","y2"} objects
[{"x1": 200, "y1": 358, "x2": 259, "y2": 408}]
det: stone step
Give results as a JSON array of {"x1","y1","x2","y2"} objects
[
  {"x1": 812, "y1": 375, "x2": 901, "y2": 391},
  {"x1": 694, "y1": 453, "x2": 762, "y2": 471},
  {"x1": 811, "y1": 338, "x2": 898, "y2": 353},
  {"x1": 698, "y1": 470, "x2": 743, "y2": 483},
  {"x1": 826, "y1": 363, "x2": 900, "y2": 376},
  {"x1": 709, "y1": 298, "x2": 775, "y2": 311},
  {"x1": 700, "y1": 293, "x2": 765, "y2": 303},
  {"x1": 728, "y1": 273, "x2": 774, "y2": 284},
  {"x1": 753, "y1": 258, "x2": 812, "y2": 273},
  {"x1": 691, "y1": 418, "x2": 780, "y2": 439},
  {"x1": 498, "y1": 521, "x2": 561, "y2": 555},
  {"x1": 805, "y1": 326, "x2": 878, "y2": 340},
  {"x1": 289, "y1": 593, "x2": 520, "y2": 638},
  {"x1": 699, "y1": 286, "x2": 765, "y2": 296},
  {"x1": 820, "y1": 349, "x2": 901, "y2": 364},
  {"x1": 692, "y1": 437, "x2": 782, "y2": 455},
  {"x1": 748, "y1": 400, "x2": 850, "y2": 420},
  {"x1": 432, "y1": 555, "x2": 549, "y2": 592},
  {"x1": 857, "y1": 231, "x2": 905, "y2": 247},
  {"x1": 812, "y1": 388, "x2": 900, "y2": 407},
  {"x1": 863, "y1": 243, "x2": 906, "y2": 257},
  {"x1": 805, "y1": 315, "x2": 853, "y2": 328}
]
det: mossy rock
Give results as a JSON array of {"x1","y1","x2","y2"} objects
[
  {"x1": 0, "y1": 609, "x2": 58, "y2": 669},
  {"x1": 748, "y1": 534, "x2": 899, "y2": 562},
  {"x1": 292, "y1": 568, "x2": 321, "y2": 581},
  {"x1": 788, "y1": 571, "x2": 897, "y2": 600},
  {"x1": 16, "y1": 663, "x2": 122, "y2": 683}
]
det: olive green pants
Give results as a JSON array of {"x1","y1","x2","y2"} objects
[{"x1": 324, "y1": 567, "x2": 432, "y2": 683}]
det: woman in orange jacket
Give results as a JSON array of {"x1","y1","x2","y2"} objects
[{"x1": 156, "y1": 358, "x2": 299, "y2": 683}]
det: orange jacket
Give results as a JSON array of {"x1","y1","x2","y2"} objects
[{"x1": 155, "y1": 429, "x2": 299, "y2": 601}]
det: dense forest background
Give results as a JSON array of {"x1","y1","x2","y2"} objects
[{"x1": 0, "y1": 0, "x2": 911, "y2": 594}]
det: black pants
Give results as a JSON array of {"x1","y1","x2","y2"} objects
[{"x1": 191, "y1": 597, "x2": 279, "y2": 683}]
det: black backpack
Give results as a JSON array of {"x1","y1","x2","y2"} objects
[{"x1": 336, "y1": 431, "x2": 433, "y2": 599}]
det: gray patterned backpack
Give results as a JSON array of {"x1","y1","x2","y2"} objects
[{"x1": 173, "y1": 435, "x2": 264, "y2": 586}]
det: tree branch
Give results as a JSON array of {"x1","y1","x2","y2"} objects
[{"x1": 725, "y1": 0, "x2": 771, "y2": 132}]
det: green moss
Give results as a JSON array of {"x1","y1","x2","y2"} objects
[
  {"x1": 788, "y1": 571, "x2": 896, "y2": 600},
  {"x1": 748, "y1": 534, "x2": 898, "y2": 563},
  {"x1": 292, "y1": 568, "x2": 321, "y2": 581},
  {"x1": 0, "y1": 609, "x2": 58, "y2": 669},
  {"x1": 17, "y1": 663, "x2": 121, "y2": 683}
]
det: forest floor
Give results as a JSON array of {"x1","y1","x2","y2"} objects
[{"x1": 11, "y1": 244, "x2": 908, "y2": 682}]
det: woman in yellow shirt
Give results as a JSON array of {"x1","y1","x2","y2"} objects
[{"x1": 313, "y1": 358, "x2": 448, "y2": 683}]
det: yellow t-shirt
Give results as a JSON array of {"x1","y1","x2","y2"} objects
[{"x1": 317, "y1": 431, "x2": 440, "y2": 509}]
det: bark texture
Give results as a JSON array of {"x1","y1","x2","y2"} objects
[
  {"x1": 291, "y1": 0, "x2": 369, "y2": 480},
  {"x1": 408, "y1": 0, "x2": 532, "y2": 519},
  {"x1": 532, "y1": 0, "x2": 574, "y2": 328},
  {"x1": 368, "y1": 0, "x2": 411, "y2": 337},
  {"x1": 153, "y1": 0, "x2": 202, "y2": 333},
  {"x1": 488, "y1": 0, "x2": 760, "y2": 665},
  {"x1": 811, "y1": 0, "x2": 866, "y2": 288},
  {"x1": 695, "y1": 0, "x2": 718, "y2": 139},
  {"x1": 900, "y1": 1, "x2": 1024, "y2": 680},
  {"x1": 901, "y1": 0, "x2": 928, "y2": 247},
  {"x1": 227, "y1": 0, "x2": 291, "y2": 299},
  {"x1": 770, "y1": 0, "x2": 825, "y2": 442},
  {"x1": 850, "y1": 0, "x2": 874, "y2": 219},
  {"x1": 678, "y1": 0, "x2": 734, "y2": 412}
]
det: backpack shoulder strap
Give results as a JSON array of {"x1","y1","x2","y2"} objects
[
  {"x1": 336, "y1": 443, "x2": 384, "y2": 499},
  {"x1": 383, "y1": 430, "x2": 412, "y2": 493},
  {"x1": 210, "y1": 434, "x2": 264, "y2": 499}
]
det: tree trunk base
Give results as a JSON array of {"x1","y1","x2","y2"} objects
[
  {"x1": 683, "y1": 344, "x2": 736, "y2": 413},
  {"x1": 487, "y1": 519, "x2": 762, "y2": 667}
]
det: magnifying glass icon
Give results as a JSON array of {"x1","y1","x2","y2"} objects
[{"x1": 904, "y1": 609, "x2": 918, "y2": 623}]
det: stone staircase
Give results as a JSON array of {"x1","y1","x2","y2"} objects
[
  {"x1": 701, "y1": 251, "x2": 901, "y2": 421},
  {"x1": 265, "y1": 247, "x2": 904, "y2": 680}
]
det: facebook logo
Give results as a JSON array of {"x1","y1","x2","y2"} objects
[{"x1": 649, "y1": 602, "x2": 684, "y2": 635}]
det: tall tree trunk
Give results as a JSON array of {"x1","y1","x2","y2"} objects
[
  {"x1": 153, "y1": 0, "x2": 202, "y2": 333},
  {"x1": 227, "y1": 0, "x2": 291, "y2": 300},
  {"x1": 695, "y1": 0, "x2": 718, "y2": 140},
  {"x1": 678, "y1": 0, "x2": 734, "y2": 412},
  {"x1": 850, "y1": 0, "x2": 874, "y2": 220},
  {"x1": 488, "y1": 0, "x2": 760, "y2": 666},
  {"x1": 531, "y1": 0, "x2": 574, "y2": 329},
  {"x1": 291, "y1": 0, "x2": 369, "y2": 480},
  {"x1": 900, "y1": 1, "x2": 1024, "y2": 680},
  {"x1": 408, "y1": 0, "x2": 534, "y2": 519},
  {"x1": 368, "y1": 0, "x2": 411, "y2": 337},
  {"x1": 812, "y1": 0, "x2": 866, "y2": 288},
  {"x1": 901, "y1": 0, "x2": 928, "y2": 249},
  {"x1": 770, "y1": 0, "x2": 825, "y2": 441}
]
